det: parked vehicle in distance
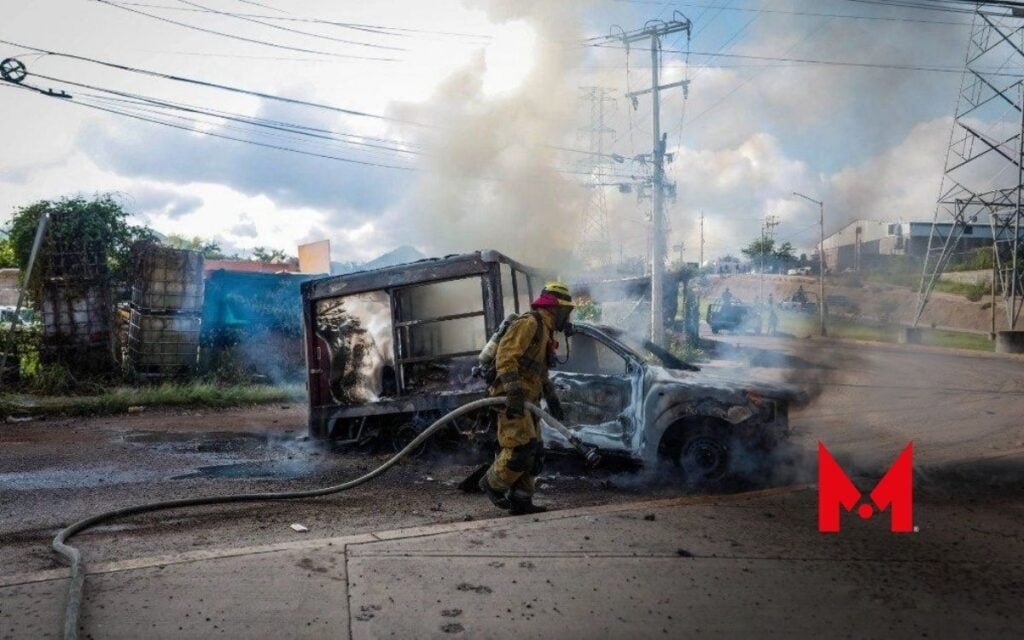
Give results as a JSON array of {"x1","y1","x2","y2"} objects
[
  {"x1": 706, "y1": 299, "x2": 762, "y2": 335},
  {"x1": 779, "y1": 292, "x2": 819, "y2": 314},
  {"x1": 0, "y1": 306, "x2": 40, "y2": 328},
  {"x1": 785, "y1": 266, "x2": 813, "y2": 276},
  {"x1": 301, "y1": 250, "x2": 798, "y2": 482}
]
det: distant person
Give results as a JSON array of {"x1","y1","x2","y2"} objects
[
  {"x1": 793, "y1": 285, "x2": 808, "y2": 304},
  {"x1": 767, "y1": 293, "x2": 778, "y2": 336},
  {"x1": 721, "y1": 288, "x2": 734, "y2": 306}
]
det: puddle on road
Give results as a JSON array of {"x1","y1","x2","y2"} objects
[
  {"x1": 2, "y1": 432, "x2": 325, "y2": 490},
  {"x1": 173, "y1": 461, "x2": 314, "y2": 480},
  {"x1": 0, "y1": 467, "x2": 162, "y2": 490}
]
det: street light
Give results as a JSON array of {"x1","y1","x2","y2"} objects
[{"x1": 792, "y1": 192, "x2": 827, "y2": 337}]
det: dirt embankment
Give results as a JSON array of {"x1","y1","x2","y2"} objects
[{"x1": 702, "y1": 274, "x2": 1006, "y2": 333}]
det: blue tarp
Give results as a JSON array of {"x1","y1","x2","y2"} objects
[{"x1": 202, "y1": 269, "x2": 319, "y2": 336}]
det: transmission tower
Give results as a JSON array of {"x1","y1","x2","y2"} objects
[
  {"x1": 915, "y1": 7, "x2": 1024, "y2": 331},
  {"x1": 576, "y1": 86, "x2": 617, "y2": 270}
]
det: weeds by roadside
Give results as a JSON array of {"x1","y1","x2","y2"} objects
[{"x1": 1, "y1": 382, "x2": 305, "y2": 418}]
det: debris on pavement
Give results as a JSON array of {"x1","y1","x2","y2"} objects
[{"x1": 290, "y1": 523, "x2": 309, "y2": 533}]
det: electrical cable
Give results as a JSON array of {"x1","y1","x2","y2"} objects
[
  {"x1": 234, "y1": 0, "x2": 287, "y2": 13},
  {"x1": 53, "y1": 397, "x2": 598, "y2": 640},
  {"x1": 613, "y1": 0, "x2": 976, "y2": 26},
  {"x1": 64, "y1": 97, "x2": 417, "y2": 170},
  {"x1": 29, "y1": 71, "x2": 423, "y2": 155},
  {"x1": 172, "y1": 0, "x2": 407, "y2": 51},
  {"x1": 9, "y1": 77, "x2": 643, "y2": 182},
  {"x1": 116, "y1": 1, "x2": 494, "y2": 40},
  {"x1": 0, "y1": 38, "x2": 424, "y2": 125},
  {"x1": 91, "y1": 0, "x2": 404, "y2": 61},
  {"x1": 76, "y1": 93, "x2": 419, "y2": 163}
]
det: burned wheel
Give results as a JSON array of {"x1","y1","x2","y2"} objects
[
  {"x1": 660, "y1": 421, "x2": 731, "y2": 483},
  {"x1": 681, "y1": 433, "x2": 729, "y2": 481},
  {"x1": 392, "y1": 424, "x2": 429, "y2": 457}
]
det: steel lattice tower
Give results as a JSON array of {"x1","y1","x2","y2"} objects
[
  {"x1": 576, "y1": 86, "x2": 617, "y2": 269},
  {"x1": 915, "y1": 7, "x2": 1024, "y2": 330}
]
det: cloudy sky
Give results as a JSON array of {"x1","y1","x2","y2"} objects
[{"x1": 0, "y1": 0, "x2": 990, "y2": 267}]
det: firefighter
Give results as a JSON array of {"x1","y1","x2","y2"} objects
[
  {"x1": 479, "y1": 281, "x2": 574, "y2": 515},
  {"x1": 767, "y1": 293, "x2": 778, "y2": 336}
]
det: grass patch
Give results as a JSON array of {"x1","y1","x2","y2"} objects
[
  {"x1": 933, "y1": 279, "x2": 989, "y2": 302},
  {"x1": 774, "y1": 310, "x2": 993, "y2": 352},
  {"x1": 1, "y1": 382, "x2": 306, "y2": 418}
]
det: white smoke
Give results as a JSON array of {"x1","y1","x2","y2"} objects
[{"x1": 393, "y1": 0, "x2": 594, "y2": 269}]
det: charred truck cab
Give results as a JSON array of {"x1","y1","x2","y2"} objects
[{"x1": 301, "y1": 250, "x2": 796, "y2": 481}]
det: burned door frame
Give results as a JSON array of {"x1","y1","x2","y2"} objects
[
  {"x1": 301, "y1": 251, "x2": 545, "y2": 438},
  {"x1": 390, "y1": 275, "x2": 491, "y2": 395},
  {"x1": 545, "y1": 324, "x2": 644, "y2": 455}
]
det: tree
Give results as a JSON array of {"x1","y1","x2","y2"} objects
[
  {"x1": 164, "y1": 234, "x2": 230, "y2": 259},
  {"x1": 773, "y1": 241, "x2": 796, "y2": 263},
  {"x1": 0, "y1": 234, "x2": 15, "y2": 268},
  {"x1": 5, "y1": 195, "x2": 155, "y2": 293},
  {"x1": 741, "y1": 237, "x2": 774, "y2": 262},
  {"x1": 251, "y1": 246, "x2": 292, "y2": 263}
]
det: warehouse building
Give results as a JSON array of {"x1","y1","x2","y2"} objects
[{"x1": 821, "y1": 219, "x2": 994, "y2": 272}]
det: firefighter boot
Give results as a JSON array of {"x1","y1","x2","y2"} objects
[
  {"x1": 508, "y1": 486, "x2": 547, "y2": 516},
  {"x1": 479, "y1": 475, "x2": 511, "y2": 510}
]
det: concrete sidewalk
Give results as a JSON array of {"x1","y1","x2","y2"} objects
[{"x1": 2, "y1": 486, "x2": 1020, "y2": 639}]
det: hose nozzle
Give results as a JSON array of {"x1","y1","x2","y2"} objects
[{"x1": 582, "y1": 446, "x2": 602, "y2": 468}]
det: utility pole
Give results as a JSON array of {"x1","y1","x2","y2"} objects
[
  {"x1": 699, "y1": 209, "x2": 705, "y2": 267},
  {"x1": 613, "y1": 15, "x2": 691, "y2": 345},
  {"x1": 673, "y1": 242, "x2": 685, "y2": 265},
  {"x1": 793, "y1": 192, "x2": 826, "y2": 337},
  {"x1": 759, "y1": 214, "x2": 779, "y2": 306}
]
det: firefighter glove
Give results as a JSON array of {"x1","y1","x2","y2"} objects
[
  {"x1": 505, "y1": 385, "x2": 526, "y2": 418},
  {"x1": 543, "y1": 388, "x2": 565, "y2": 422}
]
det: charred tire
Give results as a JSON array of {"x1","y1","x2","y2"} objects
[
  {"x1": 659, "y1": 420, "x2": 731, "y2": 482},
  {"x1": 392, "y1": 424, "x2": 429, "y2": 457}
]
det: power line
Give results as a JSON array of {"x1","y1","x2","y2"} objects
[
  {"x1": 116, "y1": 1, "x2": 494, "y2": 40},
  {"x1": 70, "y1": 97, "x2": 417, "y2": 169},
  {"x1": 30, "y1": 72, "x2": 422, "y2": 156},
  {"x1": 0, "y1": 39, "x2": 424, "y2": 125},
  {"x1": 837, "y1": 0, "x2": 1016, "y2": 15},
  {"x1": 92, "y1": 0, "x2": 404, "y2": 61},
  {"x1": 6, "y1": 76, "x2": 642, "y2": 182},
  {"x1": 233, "y1": 0, "x2": 287, "y2": 14},
  {"x1": 588, "y1": 44, "x2": 1022, "y2": 76},
  {"x1": 612, "y1": 0, "x2": 975, "y2": 26},
  {"x1": 171, "y1": 0, "x2": 407, "y2": 51}
]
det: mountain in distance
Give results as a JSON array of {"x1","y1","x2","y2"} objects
[{"x1": 331, "y1": 245, "x2": 426, "y2": 275}]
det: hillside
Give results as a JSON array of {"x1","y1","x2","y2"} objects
[{"x1": 704, "y1": 273, "x2": 1006, "y2": 334}]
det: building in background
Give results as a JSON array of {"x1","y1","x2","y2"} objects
[
  {"x1": 202, "y1": 259, "x2": 299, "y2": 276},
  {"x1": 0, "y1": 269, "x2": 19, "y2": 306},
  {"x1": 821, "y1": 220, "x2": 995, "y2": 272}
]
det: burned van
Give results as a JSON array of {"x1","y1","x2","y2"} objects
[
  {"x1": 301, "y1": 250, "x2": 798, "y2": 480},
  {"x1": 301, "y1": 251, "x2": 541, "y2": 444}
]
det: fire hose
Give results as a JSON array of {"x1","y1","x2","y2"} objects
[{"x1": 52, "y1": 397, "x2": 600, "y2": 640}]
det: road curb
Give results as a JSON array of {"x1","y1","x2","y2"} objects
[
  {"x1": 0, "y1": 485, "x2": 806, "y2": 588},
  {"x1": 732, "y1": 333, "x2": 1024, "y2": 361}
]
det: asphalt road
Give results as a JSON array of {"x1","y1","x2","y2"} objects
[{"x1": 1, "y1": 336, "x2": 1022, "y2": 637}]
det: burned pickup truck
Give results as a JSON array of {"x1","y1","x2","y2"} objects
[{"x1": 301, "y1": 250, "x2": 797, "y2": 480}]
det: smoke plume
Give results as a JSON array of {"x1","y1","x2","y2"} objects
[{"x1": 395, "y1": 0, "x2": 593, "y2": 268}]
